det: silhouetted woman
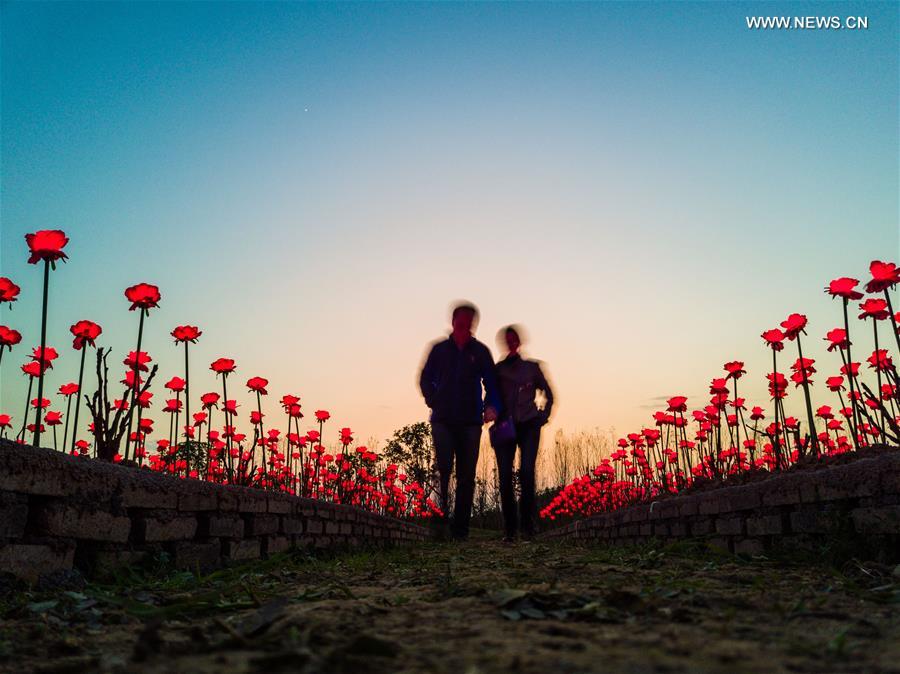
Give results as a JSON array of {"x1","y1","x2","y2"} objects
[{"x1": 493, "y1": 325, "x2": 553, "y2": 541}]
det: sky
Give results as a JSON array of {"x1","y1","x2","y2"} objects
[{"x1": 1, "y1": 1, "x2": 898, "y2": 449}]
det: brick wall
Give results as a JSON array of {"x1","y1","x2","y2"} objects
[
  {"x1": 542, "y1": 452, "x2": 900, "y2": 560},
  {"x1": 0, "y1": 439, "x2": 431, "y2": 582}
]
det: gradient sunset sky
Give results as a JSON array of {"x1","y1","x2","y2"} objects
[{"x1": 2, "y1": 1, "x2": 898, "y2": 447}]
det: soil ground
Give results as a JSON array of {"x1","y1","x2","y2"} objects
[{"x1": 1, "y1": 532, "x2": 898, "y2": 674}]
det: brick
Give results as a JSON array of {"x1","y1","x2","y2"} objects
[
  {"x1": 280, "y1": 515, "x2": 305, "y2": 535},
  {"x1": 37, "y1": 501, "x2": 130, "y2": 542},
  {"x1": 746, "y1": 514, "x2": 782, "y2": 536},
  {"x1": 698, "y1": 496, "x2": 721, "y2": 516},
  {"x1": 690, "y1": 518, "x2": 714, "y2": 536},
  {"x1": 0, "y1": 492, "x2": 28, "y2": 538},
  {"x1": 118, "y1": 483, "x2": 177, "y2": 509},
  {"x1": 715, "y1": 517, "x2": 744, "y2": 536},
  {"x1": 199, "y1": 514, "x2": 244, "y2": 538},
  {"x1": 267, "y1": 496, "x2": 291, "y2": 514},
  {"x1": 761, "y1": 484, "x2": 799, "y2": 506},
  {"x1": 851, "y1": 506, "x2": 900, "y2": 534},
  {"x1": 262, "y1": 536, "x2": 291, "y2": 556},
  {"x1": 325, "y1": 521, "x2": 340, "y2": 536},
  {"x1": 177, "y1": 488, "x2": 218, "y2": 511},
  {"x1": 678, "y1": 497, "x2": 698, "y2": 517},
  {"x1": 734, "y1": 538, "x2": 766, "y2": 556},
  {"x1": 668, "y1": 521, "x2": 687, "y2": 537},
  {"x1": 729, "y1": 486, "x2": 762, "y2": 511},
  {"x1": 789, "y1": 508, "x2": 842, "y2": 534},
  {"x1": 237, "y1": 490, "x2": 267, "y2": 513},
  {"x1": 134, "y1": 513, "x2": 198, "y2": 542},
  {"x1": 339, "y1": 522, "x2": 353, "y2": 536},
  {"x1": 243, "y1": 514, "x2": 278, "y2": 536},
  {"x1": 169, "y1": 540, "x2": 220, "y2": 572},
  {"x1": 222, "y1": 538, "x2": 260, "y2": 561},
  {"x1": 0, "y1": 540, "x2": 75, "y2": 581},
  {"x1": 707, "y1": 537, "x2": 732, "y2": 554}
]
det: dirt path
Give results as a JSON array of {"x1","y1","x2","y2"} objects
[{"x1": 2, "y1": 533, "x2": 898, "y2": 673}]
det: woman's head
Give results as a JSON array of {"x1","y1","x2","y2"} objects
[{"x1": 499, "y1": 324, "x2": 525, "y2": 355}]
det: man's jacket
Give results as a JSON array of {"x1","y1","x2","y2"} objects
[{"x1": 419, "y1": 336, "x2": 502, "y2": 426}]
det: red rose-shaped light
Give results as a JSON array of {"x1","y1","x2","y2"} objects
[
  {"x1": 58, "y1": 382, "x2": 79, "y2": 396},
  {"x1": 171, "y1": 325, "x2": 202, "y2": 343},
  {"x1": 315, "y1": 410, "x2": 330, "y2": 422},
  {"x1": 0, "y1": 278, "x2": 20, "y2": 303},
  {"x1": 247, "y1": 377, "x2": 269, "y2": 395},
  {"x1": 779, "y1": 313, "x2": 808, "y2": 340},
  {"x1": 70, "y1": 320, "x2": 102, "y2": 350},
  {"x1": 859, "y1": 298, "x2": 889, "y2": 320},
  {"x1": 25, "y1": 230, "x2": 69, "y2": 265},
  {"x1": 825, "y1": 277, "x2": 863, "y2": 301},
  {"x1": 866, "y1": 260, "x2": 900, "y2": 294},
  {"x1": 210, "y1": 358, "x2": 236, "y2": 374},
  {"x1": 761, "y1": 329, "x2": 785, "y2": 351},
  {"x1": 0, "y1": 326, "x2": 22, "y2": 347},
  {"x1": 124, "y1": 283, "x2": 161, "y2": 311}
]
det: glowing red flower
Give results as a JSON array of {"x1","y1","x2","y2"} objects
[
  {"x1": 250, "y1": 410, "x2": 265, "y2": 425},
  {"x1": 865, "y1": 260, "x2": 899, "y2": 293},
  {"x1": 0, "y1": 326, "x2": 22, "y2": 348},
  {"x1": 171, "y1": 325, "x2": 202, "y2": 343},
  {"x1": 0, "y1": 278, "x2": 20, "y2": 304},
  {"x1": 201, "y1": 392, "x2": 220, "y2": 408},
  {"x1": 25, "y1": 230, "x2": 69, "y2": 265},
  {"x1": 44, "y1": 411, "x2": 63, "y2": 426},
  {"x1": 825, "y1": 277, "x2": 863, "y2": 300},
  {"x1": 247, "y1": 377, "x2": 269, "y2": 395},
  {"x1": 340, "y1": 427, "x2": 353, "y2": 444},
  {"x1": 709, "y1": 379, "x2": 729, "y2": 395},
  {"x1": 824, "y1": 328, "x2": 849, "y2": 352},
  {"x1": 70, "y1": 320, "x2": 102, "y2": 350},
  {"x1": 165, "y1": 376, "x2": 186, "y2": 392},
  {"x1": 193, "y1": 412, "x2": 207, "y2": 425},
  {"x1": 315, "y1": 410, "x2": 331, "y2": 422},
  {"x1": 825, "y1": 376, "x2": 844, "y2": 391},
  {"x1": 31, "y1": 346, "x2": 58, "y2": 369},
  {"x1": 761, "y1": 329, "x2": 785, "y2": 351},
  {"x1": 766, "y1": 372, "x2": 788, "y2": 399},
  {"x1": 0, "y1": 415, "x2": 11, "y2": 429},
  {"x1": 780, "y1": 313, "x2": 808, "y2": 340},
  {"x1": 164, "y1": 399, "x2": 182, "y2": 413},
  {"x1": 21, "y1": 361, "x2": 42, "y2": 378},
  {"x1": 858, "y1": 298, "x2": 889, "y2": 320},
  {"x1": 210, "y1": 358, "x2": 236, "y2": 374},
  {"x1": 124, "y1": 283, "x2": 161, "y2": 311},
  {"x1": 666, "y1": 396, "x2": 687, "y2": 413},
  {"x1": 281, "y1": 394, "x2": 300, "y2": 409},
  {"x1": 750, "y1": 406, "x2": 765, "y2": 421},
  {"x1": 867, "y1": 349, "x2": 893, "y2": 372},
  {"x1": 121, "y1": 370, "x2": 143, "y2": 390},
  {"x1": 224, "y1": 399, "x2": 238, "y2": 414},
  {"x1": 124, "y1": 351, "x2": 152, "y2": 372},
  {"x1": 58, "y1": 382, "x2": 79, "y2": 396},
  {"x1": 723, "y1": 361, "x2": 745, "y2": 379},
  {"x1": 30, "y1": 397, "x2": 50, "y2": 409},
  {"x1": 840, "y1": 362, "x2": 859, "y2": 378}
]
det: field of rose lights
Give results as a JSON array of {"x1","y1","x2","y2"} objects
[
  {"x1": 0, "y1": 230, "x2": 441, "y2": 520},
  {"x1": 541, "y1": 259, "x2": 900, "y2": 522}
]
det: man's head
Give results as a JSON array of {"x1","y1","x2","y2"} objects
[{"x1": 451, "y1": 302, "x2": 479, "y2": 339}]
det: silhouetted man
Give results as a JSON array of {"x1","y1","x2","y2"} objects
[{"x1": 420, "y1": 302, "x2": 501, "y2": 540}]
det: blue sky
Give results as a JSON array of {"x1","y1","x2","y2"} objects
[{"x1": 2, "y1": 1, "x2": 898, "y2": 445}]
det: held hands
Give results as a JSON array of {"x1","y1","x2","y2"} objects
[{"x1": 483, "y1": 406, "x2": 498, "y2": 424}]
